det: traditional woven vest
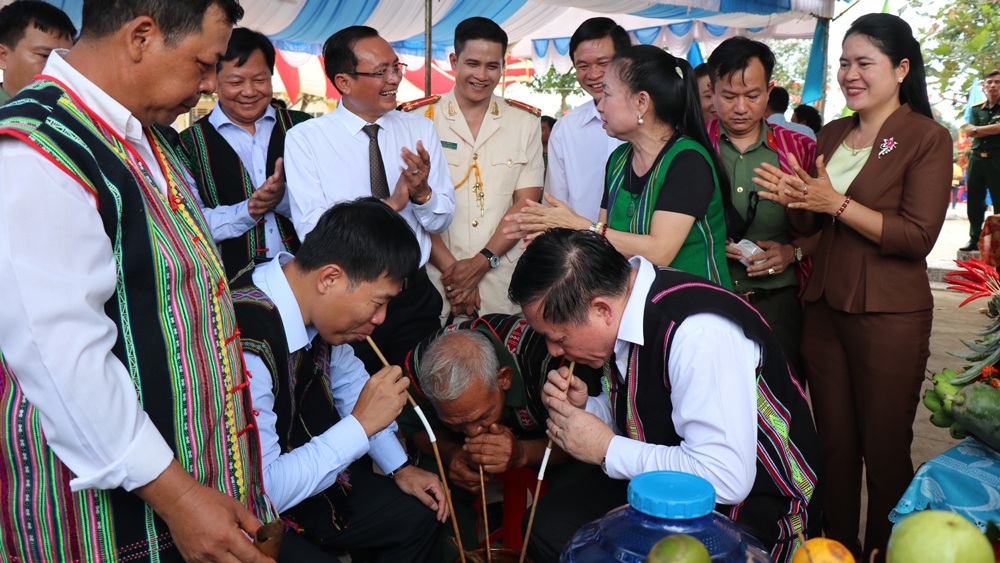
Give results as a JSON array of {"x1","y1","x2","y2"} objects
[
  {"x1": 229, "y1": 268, "x2": 352, "y2": 536},
  {"x1": 603, "y1": 268, "x2": 821, "y2": 563},
  {"x1": 0, "y1": 79, "x2": 275, "y2": 563},
  {"x1": 180, "y1": 108, "x2": 309, "y2": 281},
  {"x1": 605, "y1": 138, "x2": 732, "y2": 290}
]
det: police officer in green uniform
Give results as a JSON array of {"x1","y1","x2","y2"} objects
[{"x1": 963, "y1": 70, "x2": 1000, "y2": 251}]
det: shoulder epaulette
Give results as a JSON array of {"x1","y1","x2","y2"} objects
[
  {"x1": 397, "y1": 95, "x2": 441, "y2": 113},
  {"x1": 504, "y1": 98, "x2": 542, "y2": 117},
  {"x1": 975, "y1": 101, "x2": 988, "y2": 108}
]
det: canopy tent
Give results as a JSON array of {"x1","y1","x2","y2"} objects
[{"x1": 6, "y1": 0, "x2": 835, "y2": 104}]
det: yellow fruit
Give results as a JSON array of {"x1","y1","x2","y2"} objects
[
  {"x1": 791, "y1": 538, "x2": 856, "y2": 563},
  {"x1": 646, "y1": 534, "x2": 711, "y2": 563}
]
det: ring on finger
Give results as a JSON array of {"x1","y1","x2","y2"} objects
[
  {"x1": 446, "y1": 285, "x2": 453, "y2": 291},
  {"x1": 410, "y1": 168, "x2": 420, "y2": 175},
  {"x1": 767, "y1": 267, "x2": 776, "y2": 275}
]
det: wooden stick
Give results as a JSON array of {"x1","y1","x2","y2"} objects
[
  {"x1": 479, "y1": 466, "x2": 492, "y2": 563},
  {"x1": 520, "y1": 361, "x2": 575, "y2": 563},
  {"x1": 366, "y1": 335, "x2": 466, "y2": 563}
]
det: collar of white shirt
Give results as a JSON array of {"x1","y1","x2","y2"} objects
[
  {"x1": 614, "y1": 256, "x2": 655, "y2": 374},
  {"x1": 209, "y1": 103, "x2": 276, "y2": 132},
  {"x1": 252, "y1": 252, "x2": 318, "y2": 354},
  {"x1": 331, "y1": 103, "x2": 394, "y2": 138},
  {"x1": 581, "y1": 98, "x2": 602, "y2": 125},
  {"x1": 42, "y1": 49, "x2": 146, "y2": 147}
]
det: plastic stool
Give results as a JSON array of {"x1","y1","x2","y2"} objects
[{"x1": 474, "y1": 467, "x2": 549, "y2": 551}]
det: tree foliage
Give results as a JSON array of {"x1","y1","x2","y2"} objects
[
  {"x1": 916, "y1": 0, "x2": 1000, "y2": 98},
  {"x1": 770, "y1": 38, "x2": 812, "y2": 101},
  {"x1": 526, "y1": 67, "x2": 582, "y2": 115}
]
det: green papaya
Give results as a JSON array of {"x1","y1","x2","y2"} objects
[
  {"x1": 951, "y1": 384, "x2": 1000, "y2": 450},
  {"x1": 950, "y1": 422, "x2": 969, "y2": 440},
  {"x1": 930, "y1": 410, "x2": 955, "y2": 428},
  {"x1": 923, "y1": 389, "x2": 943, "y2": 413}
]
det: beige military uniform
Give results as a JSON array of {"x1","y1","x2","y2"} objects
[{"x1": 403, "y1": 90, "x2": 544, "y2": 322}]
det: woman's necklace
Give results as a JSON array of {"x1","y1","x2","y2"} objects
[
  {"x1": 849, "y1": 127, "x2": 878, "y2": 156},
  {"x1": 626, "y1": 152, "x2": 645, "y2": 217}
]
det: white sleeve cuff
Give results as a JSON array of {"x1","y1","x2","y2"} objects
[
  {"x1": 69, "y1": 414, "x2": 174, "y2": 492},
  {"x1": 368, "y1": 422, "x2": 407, "y2": 474},
  {"x1": 604, "y1": 434, "x2": 644, "y2": 481}
]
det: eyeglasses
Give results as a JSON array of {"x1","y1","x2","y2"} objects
[{"x1": 344, "y1": 62, "x2": 408, "y2": 80}]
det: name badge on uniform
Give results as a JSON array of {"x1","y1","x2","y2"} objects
[{"x1": 441, "y1": 141, "x2": 458, "y2": 150}]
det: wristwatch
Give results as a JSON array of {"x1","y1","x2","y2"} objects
[
  {"x1": 480, "y1": 248, "x2": 500, "y2": 269},
  {"x1": 410, "y1": 188, "x2": 433, "y2": 205},
  {"x1": 386, "y1": 457, "x2": 412, "y2": 478},
  {"x1": 974, "y1": 126, "x2": 979, "y2": 134},
  {"x1": 792, "y1": 245, "x2": 803, "y2": 262}
]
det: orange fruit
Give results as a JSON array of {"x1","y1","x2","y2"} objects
[{"x1": 791, "y1": 538, "x2": 856, "y2": 563}]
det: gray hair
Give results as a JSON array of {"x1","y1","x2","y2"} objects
[{"x1": 418, "y1": 330, "x2": 500, "y2": 402}]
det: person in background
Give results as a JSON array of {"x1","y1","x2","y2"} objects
[
  {"x1": 511, "y1": 229, "x2": 821, "y2": 563},
  {"x1": 284, "y1": 26, "x2": 456, "y2": 374},
  {"x1": 543, "y1": 17, "x2": 629, "y2": 222},
  {"x1": 541, "y1": 114, "x2": 555, "y2": 174},
  {"x1": 962, "y1": 69, "x2": 1000, "y2": 251},
  {"x1": 401, "y1": 18, "x2": 543, "y2": 324},
  {"x1": 792, "y1": 103, "x2": 823, "y2": 135},
  {"x1": 506, "y1": 45, "x2": 732, "y2": 288},
  {"x1": 765, "y1": 86, "x2": 816, "y2": 140},
  {"x1": 0, "y1": 0, "x2": 75, "y2": 103},
  {"x1": 694, "y1": 63, "x2": 716, "y2": 121},
  {"x1": 181, "y1": 28, "x2": 311, "y2": 280},
  {"x1": 952, "y1": 156, "x2": 964, "y2": 210},
  {"x1": 707, "y1": 36, "x2": 818, "y2": 381},
  {"x1": 0, "y1": 1, "x2": 277, "y2": 561},
  {"x1": 754, "y1": 14, "x2": 951, "y2": 561},
  {"x1": 233, "y1": 199, "x2": 446, "y2": 562}
]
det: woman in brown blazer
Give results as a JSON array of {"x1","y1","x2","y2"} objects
[{"x1": 753, "y1": 13, "x2": 951, "y2": 562}]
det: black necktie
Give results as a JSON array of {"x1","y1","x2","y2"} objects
[{"x1": 362, "y1": 123, "x2": 390, "y2": 199}]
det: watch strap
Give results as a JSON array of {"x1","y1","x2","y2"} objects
[
  {"x1": 480, "y1": 248, "x2": 499, "y2": 268},
  {"x1": 386, "y1": 457, "x2": 412, "y2": 478}
]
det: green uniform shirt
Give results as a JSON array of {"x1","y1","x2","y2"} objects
[
  {"x1": 0, "y1": 86, "x2": 12, "y2": 105},
  {"x1": 970, "y1": 99, "x2": 1000, "y2": 153},
  {"x1": 718, "y1": 120, "x2": 795, "y2": 292}
]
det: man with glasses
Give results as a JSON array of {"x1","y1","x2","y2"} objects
[
  {"x1": 543, "y1": 17, "x2": 629, "y2": 221},
  {"x1": 284, "y1": 26, "x2": 455, "y2": 375}
]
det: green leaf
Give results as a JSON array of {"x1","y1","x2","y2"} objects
[{"x1": 968, "y1": 29, "x2": 991, "y2": 52}]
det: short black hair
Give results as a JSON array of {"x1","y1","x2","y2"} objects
[
  {"x1": 0, "y1": 1, "x2": 76, "y2": 49},
  {"x1": 768, "y1": 86, "x2": 790, "y2": 113},
  {"x1": 569, "y1": 17, "x2": 630, "y2": 64},
  {"x1": 454, "y1": 17, "x2": 507, "y2": 58},
  {"x1": 322, "y1": 25, "x2": 380, "y2": 94},
  {"x1": 217, "y1": 27, "x2": 274, "y2": 73},
  {"x1": 81, "y1": 0, "x2": 243, "y2": 45},
  {"x1": 792, "y1": 104, "x2": 822, "y2": 134},
  {"x1": 296, "y1": 197, "x2": 420, "y2": 286},
  {"x1": 693, "y1": 63, "x2": 709, "y2": 80},
  {"x1": 707, "y1": 36, "x2": 775, "y2": 85},
  {"x1": 988, "y1": 70, "x2": 1000, "y2": 79},
  {"x1": 540, "y1": 115, "x2": 556, "y2": 128},
  {"x1": 509, "y1": 229, "x2": 631, "y2": 325}
]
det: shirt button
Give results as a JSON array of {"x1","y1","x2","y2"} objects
[
  {"x1": 472, "y1": 221, "x2": 479, "y2": 227},
  {"x1": 507, "y1": 159, "x2": 512, "y2": 165},
  {"x1": 734, "y1": 280, "x2": 740, "y2": 286},
  {"x1": 737, "y1": 186, "x2": 744, "y2": 193},
  {"x1": 739, "y1": 155, "x2": 744, "y2": 160},
  {"x1": 126, "y1": 123, "x2": 134, "y2": 133}
]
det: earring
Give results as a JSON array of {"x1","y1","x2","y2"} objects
[
  {"x1": 638, "y1": 114, "x2": 644, "y2": 125},
  {"x1": 898, "y1": 76, "x2": 904, "y2": 83}
]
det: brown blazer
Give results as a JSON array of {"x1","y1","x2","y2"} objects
[{"x1": 790, "y1": 104, "x2": 951, "y2": 313}]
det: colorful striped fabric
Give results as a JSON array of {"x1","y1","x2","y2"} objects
[{"x1": 0, "y1": 79, "x2": 275, "y2": 563}]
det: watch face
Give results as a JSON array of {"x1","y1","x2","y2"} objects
[{"x1": 489, "y1": 255, "x2": 500, "y2": 268}]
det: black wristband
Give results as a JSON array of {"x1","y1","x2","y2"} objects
[{"x1": 386, "y1": 457, "x2": 412, "y2": 478}]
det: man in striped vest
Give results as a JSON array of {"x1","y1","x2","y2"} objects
[
  {"x1": 508, "y1": 229, "x2": 822, "y2": 563},
  {"x1": 0, "y1": 2, "x2": 274, "y2": 562},
  {"x1": 181, "y1": 27, "x2": 310, "y2": 281}
]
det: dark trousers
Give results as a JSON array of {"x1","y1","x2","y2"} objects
[
  {"x1": 738, "y1": 285, "x2": 804, "y2": 385},
  {"x1": 522, "y1": 465, "x2": 629, "y2": 563},
  {"x1": 802, "y1": 299, "x2": 931, "y2": 562},
  {"x1": 279, "y1": 461, "x2": 444, "y2": 563},
  {"x1": 352, "y1": 265, "x2": 443, "y2": 374},
  {"x1": 966, "y1": 154, "x2": 1000, "y2": 240}
]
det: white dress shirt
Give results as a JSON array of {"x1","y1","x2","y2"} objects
[
  {"x1": 766, "y1": 113, "x2": 816, "y2": 141},
  {"x1": 245, "y1": 254, "x2": 408, "y2": 513},
  {"x1": 192, "y1": 104, "x2": 289, "y2": 257},
  {"x1": 544, "y1": 99, "x2": 624, "y2": 221},
  {"x1": 0, "y1": 50, "x2": 174, "y2": 492},
  {"x1": 585, "y1": 256, "x2": 758, "y2": 505},
  {"x1": 284, "y1": 104, "x2": 455, "y2": 267}
]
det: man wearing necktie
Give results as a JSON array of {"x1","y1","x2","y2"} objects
[{"x1": 284, "y1": 26, "x2": 455, "y2": 375}]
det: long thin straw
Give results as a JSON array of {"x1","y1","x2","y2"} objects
[
  {"x1": 479, "y1": 466, "x2": 492, "y2": 563},
  {"x1": 366, "y1": 336, "x2": 466, "y2": 563},
  {"x1": 519, "y1": 361, "x2": 575, "y2": 563}
]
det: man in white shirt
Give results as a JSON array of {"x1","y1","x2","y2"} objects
[
  {"x1": 764, "y1": 86, "x2": 816, "y2": 140},
  {"x1": 285, "y1": 25, "x2": 455, "y2": 375},
  {"x1": 0, "y1": 2, "x2": 275, "y2": 562},
  {"x1": 543, "y1": 17, "x2": 629, "y2": 222},
  {"x1": 232, "y1": 198, "x2": 446, "y2": 561},
  {"x1": 508, "y1": 229, "x2": 822, "y2": 563},
  {"x1": 181, "y1": 28, "x2": 311, "y2": 280}
]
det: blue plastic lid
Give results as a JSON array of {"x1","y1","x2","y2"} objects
[{"x1": 627, "y1": 471, "x2": 716, "y2": 519}]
